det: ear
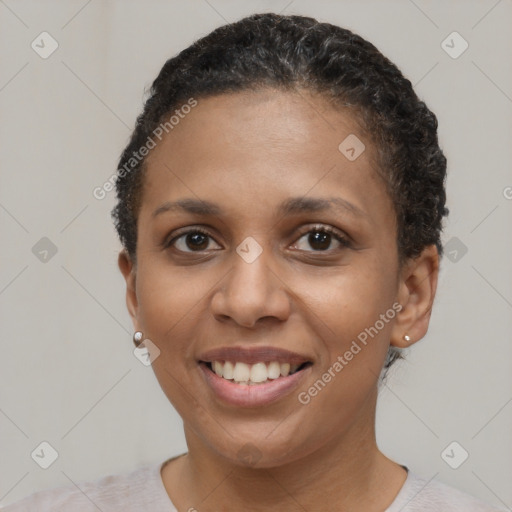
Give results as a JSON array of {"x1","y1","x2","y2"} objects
[
  {"x1": 117, "y1": 250, "x2": 139, "y2": 328},
  {"x1": 390, "y1": 244, "x2": 439, "y2": 348}
]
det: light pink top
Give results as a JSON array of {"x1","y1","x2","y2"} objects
[{"x1": 1, "y1": 455, "x2": 504, "y2": 511}]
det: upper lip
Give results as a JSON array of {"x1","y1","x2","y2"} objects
[{"x1": 198, "y1": 346, "x2": 312, "y2": 365}]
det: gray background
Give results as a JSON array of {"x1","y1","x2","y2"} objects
[{"x1": 0, "y1": 0, "x2": 511, "y2": 508}]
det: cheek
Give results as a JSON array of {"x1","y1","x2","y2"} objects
[
  {"x1": 297, "y1": 257, "x2": 398, "y2": 345},
  {"x1": 134, "y1": 264, "x2": 211, "y2": 418},
  {"x1": 291, "y1": 257, "x2": 397, "y2": 411},
  {"x1": 135, "y1": 263, "x2": 206, "y2": 360}
]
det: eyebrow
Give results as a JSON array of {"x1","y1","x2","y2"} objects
[{"x1": 152, "y1": 196, "x2": 368, "y2": 220}]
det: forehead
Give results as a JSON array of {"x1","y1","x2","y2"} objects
[{"x1": 140, "y1": 89, "x2": 393, "y2": 227}]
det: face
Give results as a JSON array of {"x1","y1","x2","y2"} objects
[{"x1": 119, "y1": 89, "x2": 432, "y2": 468}]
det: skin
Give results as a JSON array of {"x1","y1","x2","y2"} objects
[{"x1": 118, "y1": 89, "x2": 439, "y2": 511}]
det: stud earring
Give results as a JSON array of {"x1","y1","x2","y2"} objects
[
  {"x1": 133, "y1": 331, "x2": 143, "y2": 347},
  {"x1": 403, "y1": 334, "x2": 411, "y2": 342}
]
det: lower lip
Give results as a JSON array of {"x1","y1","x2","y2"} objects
[{"x1": 199, "y1": 362, "x2": 312, "y2": 408}]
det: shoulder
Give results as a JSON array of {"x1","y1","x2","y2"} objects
[
  {"x1": 387, "y1": 471, "x2": 506, "y2": 512},
  {"x1": 0, "y1": 462, "x2": 173, "y2": 512}
]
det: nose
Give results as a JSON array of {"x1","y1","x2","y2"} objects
[{"x1": 211, "y1": 247, "x2": 291, "y2": 328}]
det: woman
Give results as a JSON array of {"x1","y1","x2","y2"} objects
[{"x1": 3, "y1": 12, "x2": 504, "y2": 512}]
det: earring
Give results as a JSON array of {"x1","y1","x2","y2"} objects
[
  {"x1": 403, "y1": 334, "x2": 411, "y2": 342},
  {"x1": 133, "y1": 331, "x2": 143, "y2": 347}
]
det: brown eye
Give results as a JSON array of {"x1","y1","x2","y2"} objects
[
  {"x1": 307, "y1": 231, "x2": 331, "y2": 251},
  {"x1": 292, "y1": 226, "x2": 350, "y2": 252},
  {"x1": 183, "y1": 232, "x2": 210, "y2": 251},
  {"x1": 166, "y1": 229, "x2": 221, "y2": 253}
]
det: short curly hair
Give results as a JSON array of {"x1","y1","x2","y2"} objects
[{"x1": 112, "y1": 12, "x2": 449, "y2": 371}]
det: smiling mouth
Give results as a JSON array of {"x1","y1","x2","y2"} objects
[{"x1": 201, "y1": 360, "x2": 313, "y2": 385}]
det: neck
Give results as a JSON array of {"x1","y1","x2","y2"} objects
[{"x1": 162, "y1": 392, "x2": 407, "y2": 511}]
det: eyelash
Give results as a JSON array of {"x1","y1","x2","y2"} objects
[{"x1": 164, "y1": 224, "x2": 351, "y2": 253}]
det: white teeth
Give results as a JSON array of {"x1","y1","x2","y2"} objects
[
  {"x1": 223, "y1": 361, "x2": 234, "y2": 380},
  {"x1": 209, "y1": 360, "x2": 306, "y2": 384},
  {"x1": 213, "y1": 361, "x2": 223, "y2": 376},
  {"x1": 233, "y1": 362, "x2": 251, "y2": 382},
  {"x1": 280, "y1": 363, "x2": 291, "y2": 377},
  {"x1": 267, "y1": 361, "x2": 281, "y2": 379},
  {"x1": 250, "y1": 362, "x2": 268, "y2": 383}
]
